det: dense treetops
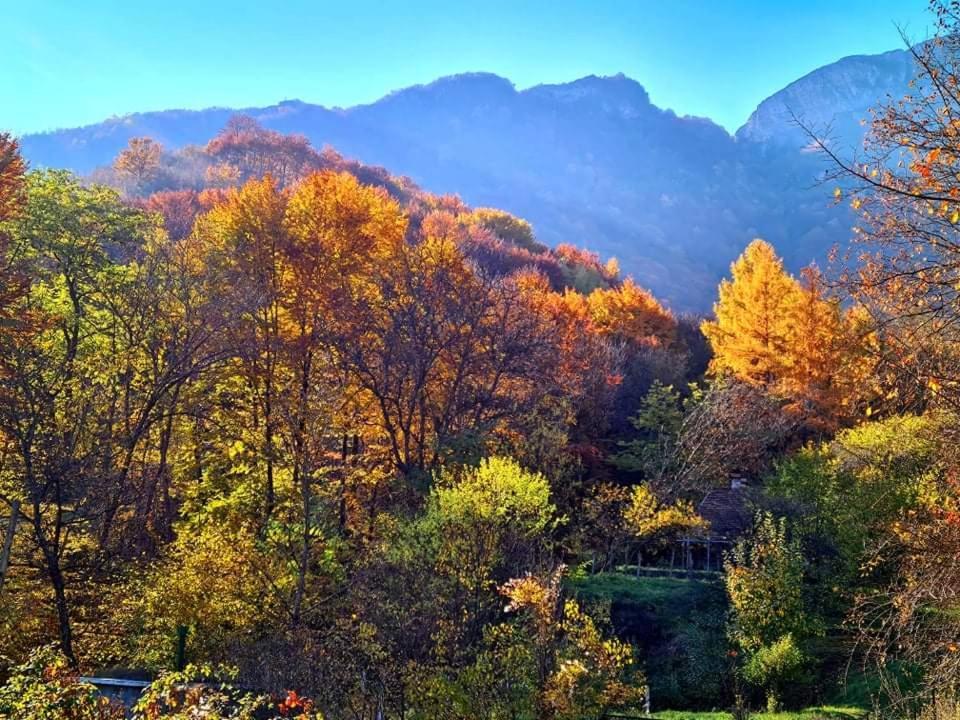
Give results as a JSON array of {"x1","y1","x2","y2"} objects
[
  {"x1": 0, "y1": 116, "x2": 692, "y2": 719},
  {"x1": 12, "y1": 7, "x2": 960, "y2": 715}
]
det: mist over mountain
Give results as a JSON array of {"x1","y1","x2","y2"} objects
[{"x1": 18, "y1": 47, "x2": 919, "y2": 310}]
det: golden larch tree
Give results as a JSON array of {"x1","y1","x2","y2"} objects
[
  {"x1": 702, "y1": 239, "x2": 800, "y2": 386},
  {"x1": 780, "y1": 267, "x2": 847, "y2": 431},
  {"x1": 704, "y1": 241, "x2": 870, "y2": 432}
]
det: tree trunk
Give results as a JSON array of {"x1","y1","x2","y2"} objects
[
  {"x1": 264, "y1": 412, "x2": 275, "y2": 523},
  {"x1": 291, "y1": 464, "x2": 311, "y2": 625},
  {"x1": 0, "y1": 500, "x2": 20, "y2": 594},
  {"x1": 39, "y1": 530, "x2": 74, "y2": 663},
  {"x1": 51, "y1": 563, "x2": 74, "y2": 664}
]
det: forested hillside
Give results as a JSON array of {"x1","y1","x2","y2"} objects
[{"x1": 7, "y1": 3, "x2": 960, "y2": 720}]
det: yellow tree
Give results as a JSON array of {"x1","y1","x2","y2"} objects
[
  {"x1": 194, "y1": 175, "x2": 290, "y2": 521},
  {"x1": 284, "y1": 170, "x2": 406, "y2": 311},
  {"x1": 704, "y1": 241, "x2": 870, "y2": 432},
  {"x1": 780, "y1": 268, "x2": 848, "y2": 431},
  {"x1": 283, "y1": 170, "x2": 407, "y2": 536},
  {"x1": 191, "y1": 171, "x2": 404, "y2": 623},
  {"x1": 702, "y1": 239, "x2": 800, "y2": 386},
  {"x1": 587, "y1": 278, "x2": 676, "y2": 347}
]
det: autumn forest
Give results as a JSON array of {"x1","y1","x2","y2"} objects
[{"x1": 8, "y1": 3, "x2": 960, "y2": 720}]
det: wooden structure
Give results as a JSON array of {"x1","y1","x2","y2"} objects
[
  {"x1": 678, "y1": 474, "x2": 754, "y2": 572},
  {"x1": 80, "y1": 677, "x2": 150, "y2": 716},
  {"x1": 659, "y1": 474, "x2": 754, "y2": 575}
]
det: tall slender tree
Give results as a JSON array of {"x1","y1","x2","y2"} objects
[{"x1": 702, "y1": 239, "x2": 800, "y2": 387}]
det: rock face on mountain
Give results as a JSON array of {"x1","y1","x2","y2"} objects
[
  {"x1": 18, "y1": 48, "x2": 921, "y2": 310},
  {"x1": 737, "y1": 48, "x2": 916, "y2": 150}
]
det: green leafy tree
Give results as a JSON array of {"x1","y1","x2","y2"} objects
[
  {"x1": 428, "y1": 457, "x2": 560, "y2": 644},
  {"x1": 768, "y1": 412, "x2": 944, "y2": 594},
  {"x1": 614, "y1": 380, "x2": 683, "y2": 481},
  {"x1": 0, "y1": 171, "x2": 157, "y2": 662},
  {"x1": 725, "y1": 512, "x2": 813, "y2": 712}
]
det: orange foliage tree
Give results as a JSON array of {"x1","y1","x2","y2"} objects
[
  {"x1": 0, "y1": 133, "x2": 26, "y2": 330},
  {"x1": 808, "y1": 2, "x2": 960, "y2": 414},
  {"x1": 113, "y1": 137, "x2": 163, "y2": 192},
  {"x1": 586, "y1": 278, "x2": 676, "y2": 347},
  {"x1": 205, "y1": 116, "x2": 321, "y2": 188},
  {"x1": 702, "y1": 239, "x2": 868, "y2": 432}
]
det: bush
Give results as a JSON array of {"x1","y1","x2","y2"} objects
[{"x1": 0, "y1": 646, "x2": 122, "y2": 720}]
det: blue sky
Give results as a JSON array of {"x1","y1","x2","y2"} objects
[{"x1": 2, "y1": 0, "x2": 932, "y2": 136}]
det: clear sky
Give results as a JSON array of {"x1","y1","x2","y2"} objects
[{"x1": 2, "y1": 0, "x2": 933, "y2": 136}]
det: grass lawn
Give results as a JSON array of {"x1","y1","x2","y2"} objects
[
  {"x1": 651, "y1": 707, "x2": 867, "y2": 719},
  {"x1": 566, "y1": 572, "x2": 726, "y2": 623}
]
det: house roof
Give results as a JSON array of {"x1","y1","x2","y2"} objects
[{"x1": 698, "y1": 487, "x2": 753, "y2": 539}]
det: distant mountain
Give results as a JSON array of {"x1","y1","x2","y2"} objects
[
  {"x1": 19, "y1": 49, "x2": 920, "y2": 310},
  {"x1": 737, "y1": 48, "x2": 916, "y2": 150}
]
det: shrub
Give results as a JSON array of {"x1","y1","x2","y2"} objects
[{"x1": 0, "y1": 646, "x2": 122, "y2": 720}]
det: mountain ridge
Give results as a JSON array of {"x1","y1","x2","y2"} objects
[
  {"x1": 17, "y1": 48, "x2": 920, "y2": 310},
  {"x1": 736, "y1": 47, "x2": 915, "y2": 146}
]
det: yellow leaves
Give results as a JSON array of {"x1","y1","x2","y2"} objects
[
  {"x1": 586, "y1": 278, "x2": 675, "y2": 347},
  {"x1": 465, "y1": 206, "x2": 539, "y2": 251},
  {"x1": 227, "y1": 439, "x2": 248, "y2": 460},
  {"x1": 951, "y1": 209, "x2": 960, "y2": 224},
  {"x1": 286, "y1": 170, "x2": 407, "y2": 279},
  {"x1": 501, "y1": 566, "x2": 565, "y2": 635},
  {"x1": 833, "y1": 187, "x2": 843, "y2": 200},
  {"x1": 623, "y1": 484, "x2": 709, "y2": 539},
  {"x1": 604, "y1": 257, "x2": 620, "y2": 279},
  {"x1": 703, "y1": 240, "x2": 859, "y2": 430},
  {"x1": 434, "y1": 456, "x2": 558, "y2": 580},
  {"x1": 702, "y1": 239, "x2": 800, "y2": 384},
  {"x1": 502, "y1": 575, "x2": 556, "y2": 629},
  {"x1": 501, "y1": 564, "x2": 645, "y2": 717}
]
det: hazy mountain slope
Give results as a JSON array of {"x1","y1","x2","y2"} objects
[
  {"x1": 737, "y1": 48, "x2": 915, "y2": 150},
  {"x1": 19, "y1": 47, "x2": 920, "y2": 309}
]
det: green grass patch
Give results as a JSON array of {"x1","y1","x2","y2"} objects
[
  {"x1": 651, "y1": 706, "x2": 866, "y2": 719},
  {"x1": 566, "y1": 572, "x2": 727, "y2": 639},
  {"x1": 568, "y1": 572, "x2": 723, "y2": 612}
]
